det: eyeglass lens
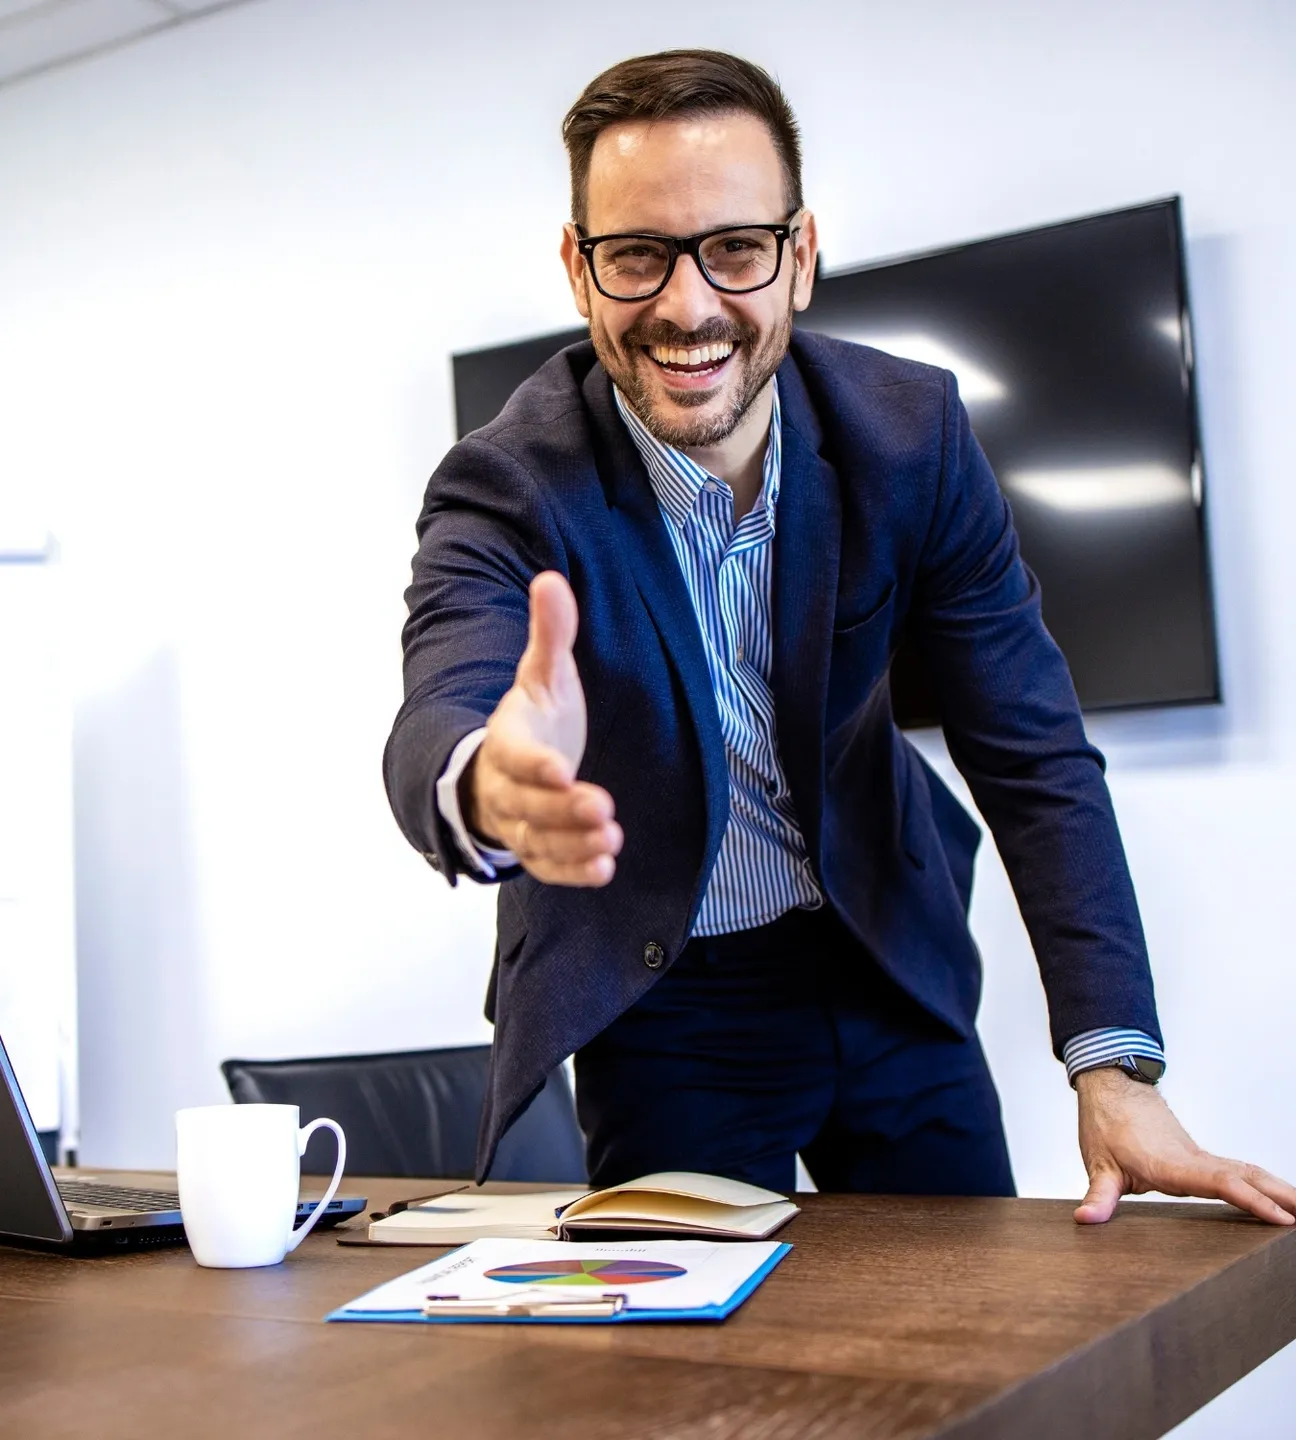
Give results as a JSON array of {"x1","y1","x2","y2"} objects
[{"x1": 590, "y1": 228, "x2": 781, "y2": 298}]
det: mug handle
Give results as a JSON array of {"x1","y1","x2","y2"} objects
[{"x1": 285, "y1": 1116, "x2": 347, "y2": 1252}]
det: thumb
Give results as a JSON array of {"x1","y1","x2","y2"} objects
[
  {"x1": 1075, "y1": 1162, "x2": 1125, "y2": 1225},
  {"x1": 519, "y1": 571, "x2": 578, "y2": 693}
]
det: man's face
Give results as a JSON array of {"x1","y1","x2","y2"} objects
[{"x1": 561, "y1": 112, "x2": 817, "y2": 449}]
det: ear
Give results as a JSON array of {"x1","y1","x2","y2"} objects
[
  {"x1": 790, "y1": 209, "x2": 819, "y2": 313},
  {"x1": 560, "y1": 224, "x2": 592, "y2": 320}
]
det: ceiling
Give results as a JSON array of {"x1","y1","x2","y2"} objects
[{"x1": 0, "y1": 0, "x2": 254, "y2": 87}]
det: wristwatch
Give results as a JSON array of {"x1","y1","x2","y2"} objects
[{"x1": 1110, "y1": 1055, "x2": 1165, "y2": 1084}]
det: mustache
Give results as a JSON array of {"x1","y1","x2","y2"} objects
[{"x1": 620, "y1": 317, "x2": 757, "y2": 350}]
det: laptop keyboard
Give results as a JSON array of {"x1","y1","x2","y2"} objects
[{"x1": 57, "y1": 1181, "x2": 179, "y2": 1213}]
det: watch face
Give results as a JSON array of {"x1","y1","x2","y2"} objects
[{"x1": 1126, "y1": 1056, "x2": 1165, "y2": 1083}]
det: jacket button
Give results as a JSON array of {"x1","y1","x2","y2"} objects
[{"x1": 643, "y1": 941, "x2": 665, "y2": 970}]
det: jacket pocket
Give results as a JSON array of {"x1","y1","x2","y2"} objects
[
  {"x1": 833, "y1": 580, "x2": 897, "y2": 637},
  {"x1": 827, "y1": 584, "x2": 898, "y2": 733}
]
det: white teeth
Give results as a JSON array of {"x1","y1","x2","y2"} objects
[{"x1": 647, "y1": 341, "x2": 735, "y2": 367}]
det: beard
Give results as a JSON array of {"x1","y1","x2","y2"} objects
[{"x1": 586, "y1": 273, "x2": 797, "y2": 450}]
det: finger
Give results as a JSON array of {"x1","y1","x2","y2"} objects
[
  {"x1": 520, "y1": 572, "x2": 578, "y2": 692},
  {"x1": 486, "y1": 733, "x2": 574, "y2": 790},
  {"x1": 513, "y1": 820, "x2": 622, "y2": 866},
  {"x1": 1153, "y1": 1153, "x2": 1296, "y2": 1225},
  {"x1": 1214, "y1": 1172, "x2": 1296, "y2": 1226},
  {"x1": 1074, "y1": 1165, "x2": 1125, "y2": 1225},
  {"x1": 521, "y1": 852, "x2": 616, "y2": 888},
  {"x1": 491, "y1": 778, "x2": 614, "y2": 831},
  {"x1": 1238, "y1": 1166, "x2": 1296, "y2": 1222}
]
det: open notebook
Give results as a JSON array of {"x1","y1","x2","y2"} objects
[{"x1": 367, "y1": 1172, "x2": 799, "y2": 1245}]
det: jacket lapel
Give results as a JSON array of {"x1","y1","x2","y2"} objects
[
  {"x1": 770, "y1": 354, "x2": 841, "y2": 879},
  {"x1": 581, "y1": 365, "x2": 731, "y2": 895}
]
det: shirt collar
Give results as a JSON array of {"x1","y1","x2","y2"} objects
[{"x1": 613, "y1": 376, "x2": 782, "y2": 533}]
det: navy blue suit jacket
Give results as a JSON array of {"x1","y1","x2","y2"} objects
[{"x1": 385, "y1": 332, "x2": 1161, "y2": 1179}]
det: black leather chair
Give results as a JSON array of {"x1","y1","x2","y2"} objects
[{"x1": 220, "y1": 1044, "x2": 587, "y2": 1183}]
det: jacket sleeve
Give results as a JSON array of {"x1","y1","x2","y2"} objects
[
  {"x1": 383, "y1": 434, "x2": 567, "y2": 884},
  {"x1": 908, "y1": 373, "x2": 1162, "y2": 1055}
]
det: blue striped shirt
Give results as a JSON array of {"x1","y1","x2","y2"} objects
[{"x1": 614, "y1": 379, "x2": 823, "y2": 936}]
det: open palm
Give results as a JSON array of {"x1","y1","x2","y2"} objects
[{"x1": 467, "y1": 572, "x2": 621, "y2": 887}]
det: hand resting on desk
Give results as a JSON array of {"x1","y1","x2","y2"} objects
[{"x1": 1074, "y1": 1067, "x2": 1296, "y2": 1226}]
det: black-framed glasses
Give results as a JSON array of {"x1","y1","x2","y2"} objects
[{"x1": 575, "y1": 213, "x2": 800, "y2": 301}]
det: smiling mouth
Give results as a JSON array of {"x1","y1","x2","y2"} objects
[{"x1": 644, "y1": 341, "x2": 735, "y2": 378}]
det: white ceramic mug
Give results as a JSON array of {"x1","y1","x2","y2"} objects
[{"x1": 175, "y1": 1103, "x2": 346, "y2": 1268}]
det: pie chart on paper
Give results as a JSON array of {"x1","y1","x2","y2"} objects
[{"x1": 483, "y1": 1258, "x2": 687, "y2": 1287}]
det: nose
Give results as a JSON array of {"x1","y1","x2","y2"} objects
[{"x1": 651, "y1": 252, "x2": 724, "y2": 334}]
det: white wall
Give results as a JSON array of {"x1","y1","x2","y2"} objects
[
  {"x1": 0, "y1": 554, "x2": 78, "y2": 1145},
  {"x1": 0, "y1": 2, "x2": 1292, "y2": 1430}
]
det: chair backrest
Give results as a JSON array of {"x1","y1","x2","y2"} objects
[{"x1": 219, "y1": 1044, "x2": 586, "y2": 1183}]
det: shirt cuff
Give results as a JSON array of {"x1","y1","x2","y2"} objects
[
  {"x1": 434, "y1": 728, "x2": 518, "y2": 879},
  {"x1": 1062, "y1": 1028, "x2": 1166, "y2": 1086}
]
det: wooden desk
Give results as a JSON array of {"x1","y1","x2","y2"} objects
[{"x1": 0, "y1": 1174, "x2": 1292, "y2": 1439}]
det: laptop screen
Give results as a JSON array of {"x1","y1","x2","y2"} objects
[{"x1": 0, "y1": 1033, "x2": 72, "y2": 1244}]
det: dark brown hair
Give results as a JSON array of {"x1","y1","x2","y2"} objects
[{"x1": 561, "y1": 49, "x2": 803, "y2": 227}]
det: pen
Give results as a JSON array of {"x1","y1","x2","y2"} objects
[
  {"x1": 423, "y1": 1287, "x2": 628, "y2": 1319},
  {"x1": 370, "y1": 1184, "x2": 472, "y2": 1221}
]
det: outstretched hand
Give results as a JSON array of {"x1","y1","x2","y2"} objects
[
  {"x1": 462, "y1": 571, "x2": 622, "y2": 886},
  {"x1": 1074, "y1": 1066, "x2": 1296, "y2": 1225}
]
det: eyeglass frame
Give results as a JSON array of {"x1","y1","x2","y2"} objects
[{"x1": 573, "y1": 211, "x2": 803, "y2": 303}]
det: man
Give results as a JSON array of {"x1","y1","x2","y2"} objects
[{"x1": 385, "y1": 49, "x2": 1294, "y2": 1223}]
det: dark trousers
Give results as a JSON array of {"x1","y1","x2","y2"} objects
[{"x1": 575, "y1": 902, "x2": 1015, "y2": 1196}]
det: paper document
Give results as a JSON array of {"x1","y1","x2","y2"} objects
[{"x1": 328, "y1": 1237, "x2": 790, "y2": 1324}]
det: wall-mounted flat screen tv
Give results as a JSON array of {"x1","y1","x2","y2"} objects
[{"x1": 451, "y1": 197, "x2": 1219, "y2": 728}]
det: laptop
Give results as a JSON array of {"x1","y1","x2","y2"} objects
[{"x1": 0, "y1": 1031, "x2": 365, "y2": 1253}]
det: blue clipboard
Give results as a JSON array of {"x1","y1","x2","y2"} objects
[{"x1": 326, "y1": 1241, "x2": 791, "y2": 1324}]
